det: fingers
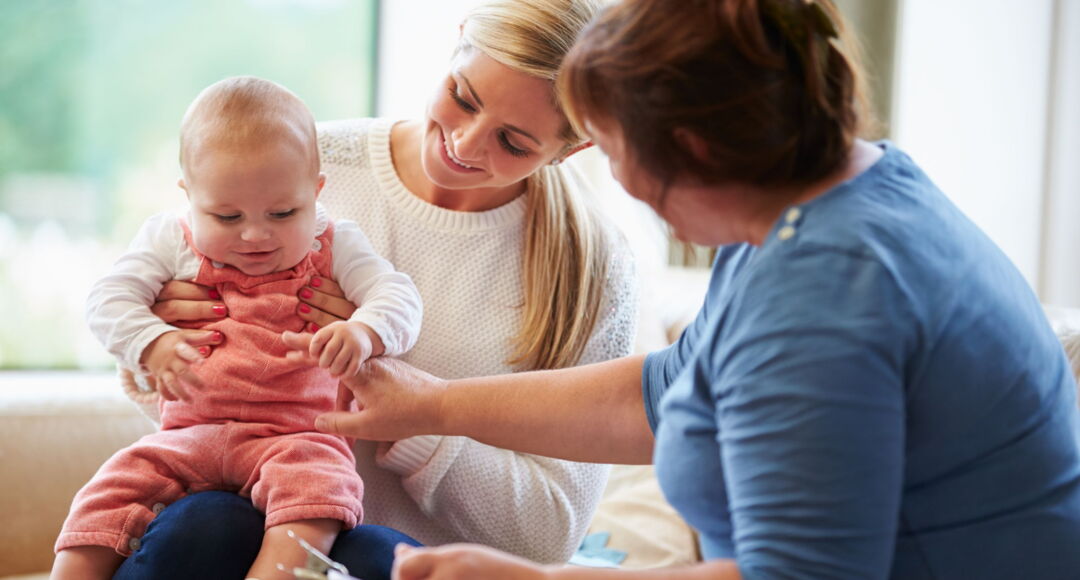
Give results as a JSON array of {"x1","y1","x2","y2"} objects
[
  {"x1": 393, "y1": 544, "x2": 433, "y2": 580},
  {"x1": 308, "y1": 276, "x2": 343, "y2": 297},
  {"x1": 151, "y1": 299, "x2": 227, "y2": 324},
  {"x1": 173, "y1": 341, "x2": 204, "y2": 364},
  {"x1": 328, "y1": 348, "x2": 356, "y2": 378},
  {"x1": 174, "y1": 330, "x2": 223, "y2": 359},
  {"x1": 282, "y1": 329, "x2": 313, "y2": 351},
  {"x1": 157, "y1": 281, "x2": 218, "y2": 301},
  {"x1": 157, "y1": 370, "x2": 179, "y2": 402},
  {"x1": 283, "y1": 330, "x2": 319, "y2": 365},
  {"x1": 298, "y1": 278, "x2": 356, "y2": 322},
  {"x1": 158, "y1": 368, "x2": 191, "y2": 402},
  {"x1": 179, "y1": 329, "x2": 224, "y2": 347},
  {"x1": 314, "y1": 410, "x2": 371, "y2": 438},
  {"x1": 317, "y1": 334, "x2": 344, "y2": 371},
  {"x1": 335, "y1": 381, "x2": 355, "y2": 412}
]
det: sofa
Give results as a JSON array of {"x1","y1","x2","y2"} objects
[{"x1": 3, "y1": 283, "x2": 1079, "y2": 578}]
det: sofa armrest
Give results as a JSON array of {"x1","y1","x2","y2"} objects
[{"x1": 0, "y1": 372, "x2": 153, "y2": 577}]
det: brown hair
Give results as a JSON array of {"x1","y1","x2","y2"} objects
[{"x1": 559, "y1": 0, "x2": 872, "y2": 191}]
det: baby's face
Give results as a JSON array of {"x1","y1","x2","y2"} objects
[{"x1": 182, "y1": 140, "x2": 323, "y2": 276}]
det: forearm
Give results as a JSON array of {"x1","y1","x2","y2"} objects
[
  {"x1": 544, "y1": 560, "x2": 740, "y2": 580},
  {"x1": 437, "y1": 354, "x2": 653, "y2": 464}
]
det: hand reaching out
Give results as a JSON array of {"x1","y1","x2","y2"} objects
[
  {"x1": 392, "y1": 543, "x2": 547, "y2": 580},
  {"x1": 284, "y1": 321, "x2": 385, "y2": 378},
  {"x1": 139, "y1": 330, "x2": 207, "y2": 402}
]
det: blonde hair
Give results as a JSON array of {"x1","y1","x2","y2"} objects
[
  {"x1": 461, "y1": 0, "x2": 611, "y2": 371},
  {"x1": 179, "y1": 76, "x2": 320, "y2": 179}
]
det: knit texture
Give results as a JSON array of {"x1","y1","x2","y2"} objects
[{"x1": 316, "y1": 118, "x2": 639, "y2": 562}]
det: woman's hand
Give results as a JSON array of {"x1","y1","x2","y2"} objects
[
  {"x1": 151, "y1": 280, "x2": 227, "y2": 356},
  {"x1": 152, "y1": 280, "x2": 228, "y2": 324},
  {"x1": 393, "y1": 544, "x2": 548, "y2": 580},
  {"x1": 281, "y1": 333, "x2": 448, "y2": 441},
  {"x1": 119, "y1": 281, "x2": 226, "y2": 396},
  {"x1": 297, "y1": 276, "x2": 357, "y2": 332}
]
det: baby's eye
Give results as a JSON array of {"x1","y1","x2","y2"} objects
[
  {"x1": 215, "y1": 214, "x2": 241, "y2": 223},
  {"x1": 270, "y1": 209, "x2": 297, "y2": 219}
]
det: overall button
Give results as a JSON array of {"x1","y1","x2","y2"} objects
[
  {"x1": 128, "y1": 537, "x2": 141, "y2": 551},
  {"x1": 785, "y1": 207, "x2": 802, "y2": 223},
  {"x1": 777, "y1": 225, "x2": 797, "y2": 241},
  {"x1": 152, "y1": 502, "x2": 166, "y2": 515}
]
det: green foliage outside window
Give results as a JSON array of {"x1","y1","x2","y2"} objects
[{"x1": 0, "y1": 0, "x2": 378, "y2": 369}]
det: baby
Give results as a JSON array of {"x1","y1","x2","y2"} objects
[{"x1": 51, "y1": 76, "x2": 423, "y2": 580}]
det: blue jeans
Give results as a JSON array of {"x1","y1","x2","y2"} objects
[{"x1": 113, "y1": 491, "x2": 421, "y2": 580}]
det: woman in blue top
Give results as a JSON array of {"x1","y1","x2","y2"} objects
[{"x1": 313, "y1": 0, "x2": 1080, "y2": 578}]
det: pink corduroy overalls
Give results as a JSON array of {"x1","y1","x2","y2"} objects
[{"x1": 57, "y1": 220, "x2": 363, "y2": 557}]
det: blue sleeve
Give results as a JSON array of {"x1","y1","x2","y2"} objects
[
  {"x1": 717, "y1": 248, "x2": 914, "y2": 580},
  {"x1": 642, "y1": 245, "x2": 756, "y2": 432}
]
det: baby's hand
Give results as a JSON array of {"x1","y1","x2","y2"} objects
[
  {"x1": 307, "y1": 321, "x2": 380, "y2": 378},
  {"x1": 140, "y1": 331, "x2": 207, "y2": 402}
]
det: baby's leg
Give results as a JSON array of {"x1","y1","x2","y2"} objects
[
  {"x1": 235, "y1": 431, "x2": 364, "y2": 579},
  {"x1": 247, "y1": 518, "x2": 339, "y2": 580},
  {"x1": 50, "y1": 546, "x2": 124, "y2": 580}
]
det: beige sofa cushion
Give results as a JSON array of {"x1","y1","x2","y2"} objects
[
  {"x1": 0, "y1": 372, "x2": 153, "y2": 577},
  {"x1": 586, "y1": 465, "x2": 699, "y2": 569}
]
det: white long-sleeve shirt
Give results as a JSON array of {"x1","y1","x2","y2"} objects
[
  {"x1": 314, "y1": 118, "x2": 639, "y2": 562},
  {"x1": 88, "y1": 204, "x2": 422, "y2": 371}
]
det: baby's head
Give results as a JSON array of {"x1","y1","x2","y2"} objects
[{"x1": 178, "y1": 76, "x2": 324, "y2": 276}]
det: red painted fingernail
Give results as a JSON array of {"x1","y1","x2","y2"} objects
[
  {"x1": 310, "y1": 323, "x2": 319, "y2": 332},
  {"x1": 299, "y1": 304, "x2": 312, "y2": 314},
  {"x1": 211, "y1": 331, "x2": 223, "y2": 342},
  {"x1": 212, "y1": 304, "x2": 227, "y2": 316},
  {"x1": 299, "y1": 288, "x2": 314, "y2": 299},
  {"x1": 198, "y1": 346, "x2": 210, "y2": 356},
  {"x1": 208, "y1": 289, "x2": 221, "y2": 299},
  {"x1": 310, "y1": 277, "x2": 322, "y2": 288}
]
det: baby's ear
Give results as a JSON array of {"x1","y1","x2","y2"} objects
[
  {"x1": 315, "y1": 173, "x2": 326, "y2": 198},
  {"x1": 177, "y1": 178, "x2": 192, "y2": 201}
]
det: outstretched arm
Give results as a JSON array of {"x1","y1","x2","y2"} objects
[{"x1": 309, "y1": 352, "x2": 654, "y2": 465}]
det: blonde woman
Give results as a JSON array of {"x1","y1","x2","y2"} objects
[{"x1": 111, "y1": 2, "x2": 637, "y2": 580}]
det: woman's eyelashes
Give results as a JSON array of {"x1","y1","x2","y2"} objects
[
  {"x1": 498, "y1": 132, "x2": 529, "y2": 158},
  {"x1": 447, "y1": 85, "x2": 532, "y2": 159},
  {"x1": 449, "y1": 87, "x2": 477, "y2": 113}
]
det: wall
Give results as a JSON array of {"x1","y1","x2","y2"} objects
[
  {"x1": 891, "y1": 0, "x2": 1055, "y2": 290},
  {"x1": 376, "y1": 0, "x2": 473, "y2": 121}
]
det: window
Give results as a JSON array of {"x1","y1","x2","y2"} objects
[{"x1": 0, "y1": 0, "x2": 378, "y2": 369}]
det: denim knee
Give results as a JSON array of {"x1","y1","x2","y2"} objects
[
  {"x1": 113, "y1": 491, "x2": 264, "y2": 580},
  {"x1": 329, "y1": 524, "x2": 422, "y2": 580}
]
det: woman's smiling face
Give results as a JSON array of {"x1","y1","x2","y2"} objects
[{"x1": 420, "y1": 46, "x2": 568, "y2": 192}]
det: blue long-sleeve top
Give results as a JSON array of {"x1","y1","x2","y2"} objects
[{"x1": 645, "y1": 142, "x2": 1080, "y2": 579}]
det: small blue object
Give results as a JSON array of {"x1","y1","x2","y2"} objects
[{"x1": 568, "y1": 532, "x2": 628, "y2": 568}]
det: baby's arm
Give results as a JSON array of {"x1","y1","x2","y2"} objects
[
  {"x1": 87, "y1": 213, "x2": 205, "y2": 399},
  {"x1": 324, "y1": 219, "x2": 422, "y2": 356}
]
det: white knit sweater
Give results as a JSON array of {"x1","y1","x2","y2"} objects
[{"x1": 317, "y1": 118, "x2": 639, "y2": 562}]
